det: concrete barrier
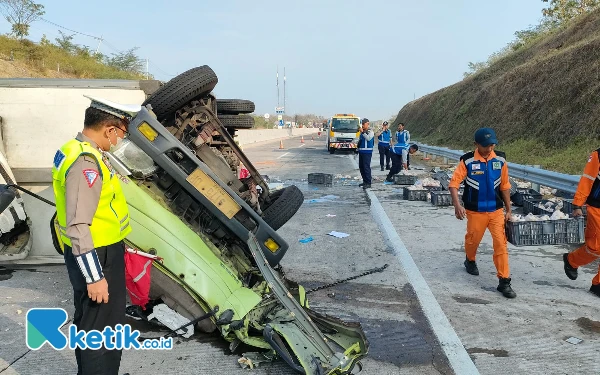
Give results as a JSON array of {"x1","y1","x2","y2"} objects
[{"x1": 236, "y1": 128, "x2": 319, "y2": 146}]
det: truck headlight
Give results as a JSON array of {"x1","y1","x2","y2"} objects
[
  {"x1": 110, "y1": 139, "x2": 158, "y2": 178},
  {"x1": 330, "y1": 137, "x2": 337, "y2": 142}
]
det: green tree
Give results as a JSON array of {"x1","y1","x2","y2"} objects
[
  {"x1": 0, "y1": 0, "x2": 45, "y2": 39},
  {"x1": 542, "y1": 0, "x2": 600, "y2": 23},
  {"x1": 106, "y1": 47, "x2": 144, "y2": 74},
  {"x1": 54, "y1": 30, "x2": 76, "y2": 54}
]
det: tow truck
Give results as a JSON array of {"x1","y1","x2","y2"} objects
[{"x1": 326, "y1": 114, "x2": 361, "y2": 154}]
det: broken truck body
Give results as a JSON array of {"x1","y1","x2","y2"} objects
[{"x1": 0, "y1": 67, "x2": 369, "y2": 373}]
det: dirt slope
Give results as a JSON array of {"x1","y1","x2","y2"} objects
[{"x1": 393, "y1": 9, "x2": 600, "y2": 155}]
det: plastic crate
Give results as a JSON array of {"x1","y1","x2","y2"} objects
[
  {"x1": 506, "y1": 218, "x2": 585, "y2": 247},
  {"x1": 524, "y1": 199, "x2": 563, "y2": 216},
  {"x1": 431, "y1": 191, "x2": 452, "y2": 206},
  {"x1": 562, "y1": 199, "x2": 587, "y2": 216},
  {"x1": 393, "y1": 175, "x2": 417, "y2": 185},
  {"x1": 403, "y1": 188, "x2": 429, "y2": 201},
  {"x1": 308, "y1": 173, "x2": 333, "y2": 186},
  {"x1": 511, "y1": 188, "x2": 542, "y2": 206},
  {"x1": 423, "y1": 185, "x2": 442, "y2": 191}
]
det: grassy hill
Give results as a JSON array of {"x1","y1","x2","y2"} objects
[
  {"x1": 0, "y1": 35, "x2": 145, "y2": 80},
  {"x1": 393, "y1": 8, "x2": 600, "y2": 174}
]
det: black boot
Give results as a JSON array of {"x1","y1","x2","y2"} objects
[
  {"x1": 381, "y1": 166, "x2": 384, "y2": 171},
  {"x1": 385, "y1": 176, "x2": 393, "y2": 183},
  {"x1": 590, "y1": 284, "x2": 600, "y2": 298},
  {"x1": 386, "y1": 165, "x2": 390, "y2": 170},
  {"x1": 563, "y1": 253, "x2": 578, "y2": 280},
  {"x1": 464, "y1": 258, "x2": 479, "y2": 276},
  {"x1": 497, "y1": 278, "x2": 517, "y2": 298}
]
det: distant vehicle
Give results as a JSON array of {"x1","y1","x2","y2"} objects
[{"x1": 326, "y1": 114, "x2": 360, "y2": 154}]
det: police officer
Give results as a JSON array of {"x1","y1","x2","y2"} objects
[
  {"x1": 448, "y1": 128, "x2": 516, "y2": 299},
  {"x1": 52, "y1": 96, "x2": 139, "y2": 374},
  {"x1": 376, "y1": 121, "x2": 391, "y2": 171},
  {"x1": 357, "y1": 118, "x2": 374, "y2": 189},
  {"x1": 562, "y1": 149, "x2": 600, "y2": 298}
]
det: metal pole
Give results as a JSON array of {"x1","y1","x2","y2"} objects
[
  {"x1": 283, "y1": 67, "x2": 286, "y2": 117},
  {"x1": 95, "y1": 36, "x2": 103, "y2": 55},
  {"x1": 277, "y1": 66, "x2": 279, "y2": 107}
]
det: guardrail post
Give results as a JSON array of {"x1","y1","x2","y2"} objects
[
  {"x1": 443, "y1": 157, "x2": 448, "y2": 164},
  {"x1": 531, "y1": 165, "x2": 541, "y2": 193}
]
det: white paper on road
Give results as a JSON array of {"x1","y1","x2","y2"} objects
[
  {"x1": 147, "y1": 303, "x2": 194, "y2": 338},
  {"x1": 328, "y1": 231, "x2": 349, "y2": 238}
]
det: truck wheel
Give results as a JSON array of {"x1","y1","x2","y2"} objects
[
  {"x1": 218, "y1": 114, "x2": 254, "y2": 129},
  {"x1": 143, "y1": 65, "x2": 218, "y2": 120},
  {"x1": 216, "y1": 99, "x2": 255, "y2": 115},
  {"x1": 329, "y1": 148, "x2": 335, "y2": 154},
  {"x1": 262, "y1": 185, "x2": 304, "y2": 230}
]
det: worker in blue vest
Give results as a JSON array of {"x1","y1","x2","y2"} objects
[
  {"x1": 376, "y1": 121, "x2": 392, "y2": 171},
  {"x1": 357, "y1": 118, "x2": 374, "y2": 189}
]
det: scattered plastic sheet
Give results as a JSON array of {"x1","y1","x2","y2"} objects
[
  {"x1": 299, "y1": 236, "x2": 314, "y2": 243},
  {"x1": 328, "y1": 231, "x2": 349, "y2": 238},
  {"x1": 326, "y1": 214, "x2": 336, "y2": 217},
  {"x1": 565, "y1": 337, "x2": 583, "y2": 345}
]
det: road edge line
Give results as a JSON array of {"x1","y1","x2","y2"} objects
[{"x1": 349, "y1": 154, "x2": 479, "y2": 374}]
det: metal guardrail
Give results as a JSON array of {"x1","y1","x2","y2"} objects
[{"x1": 416, "y1": 143, "x2": 581, "y2": 194}]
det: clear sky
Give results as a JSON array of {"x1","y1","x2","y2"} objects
[{"x1": 0, "y1": 0, "x2": 547, "y2": 120}]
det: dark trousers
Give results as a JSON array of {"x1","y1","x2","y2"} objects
[
  {"x1": 378, "y1": 143, "x2": 391, "y2": 168},
  {"x1": 358, "y1": 152, "x2": 372, "y2": 184},
  {"x1": 64, "y1": 241, "x2": 126, "y2": 375},
  {"x1": 387, "y1": 152, "x2": 404, "y2": 179}
]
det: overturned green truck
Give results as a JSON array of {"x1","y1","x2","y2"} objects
[{"x1": 43, "y1": 66, "x2": 370, "y2": 374}]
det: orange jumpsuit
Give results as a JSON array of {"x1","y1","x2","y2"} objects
[
  {"x1": 567, "y1": 150, "x2": 600, "y2": 286},
  {"x1": 449, "y1": 150, "x2": 511, "y2": 279}
]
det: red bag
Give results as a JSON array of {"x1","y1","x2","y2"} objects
[{"x1": 124, "y1": 247, "x2": 161, "y2": 309}]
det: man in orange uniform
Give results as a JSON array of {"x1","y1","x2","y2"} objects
[
  {"x1": 562, "y1": 150, "x2": 600, "y2": 298},
  {"x1": 448, "y1": 128, "x2": 516, "y2": 298}
]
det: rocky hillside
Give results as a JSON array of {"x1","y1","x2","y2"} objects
[{"x1": 393, "y1": 8, "x2": 600, "y2": 173}]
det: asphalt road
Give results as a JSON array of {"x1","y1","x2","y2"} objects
[{"x1": 0, "y1": 134, "x2": 598, "y2": 375}]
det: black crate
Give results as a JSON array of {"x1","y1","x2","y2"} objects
[
  {"x1": 506, "y1": 218, "x2": 585, "y2": 247},
  {"x1": 393, "y1": 175, "x2": 417, "y2": 185},
  {"x1": 562, "y1": 199, "x2": 587, "y2": 216},
  {"x1": 403, "y1": 188, "x2": 429, "y2": 201},
  {"x1": 423, "y1": 185, "x2": 443, "y2": 191},
  {"x1": 431, "y1": 191, "x2": 452, "y2": 206},
  {"x1": 308, "y1": 173, "x2": 333, "y2": 186},
  {"x1": 511, "y1": 188, "x2": 542, "y2": 206},
  {"x1": 523, "y1": 198, "x2": 558, "y2": 215}
]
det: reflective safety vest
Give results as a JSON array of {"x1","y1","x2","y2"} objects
[
  {"x1": 393, "y1": 130, "x2": 410, "y2": 154},
  {"x1": 358, "y1": 130, "x2": 374, "y2": 154},
  {"x1": 52, "y1": 139, "x2": 131, "y2": 248},
  {"x1": 378, "y1": 129, "x2": 391, "y2": 144},
  {"x1": 460, "y1": 151, "x2": 506, "y2": 212}
]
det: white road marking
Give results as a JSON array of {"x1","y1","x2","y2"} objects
[
  {"x1": 348, "y1": 154, "x2": 480, "y2": 375},
  {"x1": 299, "y1": 144, "x2": 306, "y2": 148},
  {"x1": 277, "y1": 152, "x2": 290, "y2": 159}
]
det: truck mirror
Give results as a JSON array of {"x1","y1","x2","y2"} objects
[{"x1": 0, "y1": 185, "x2": 16, "y2": 214}]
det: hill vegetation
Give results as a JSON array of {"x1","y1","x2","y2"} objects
[{"x1": 393, "y1": 1, "x2": 600, "y2": 174}]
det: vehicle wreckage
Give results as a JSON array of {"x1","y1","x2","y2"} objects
[{"x1": 12, "y1": 65, "x2": 370, "y2": 374}]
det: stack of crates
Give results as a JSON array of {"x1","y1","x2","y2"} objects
[
  {"x1": 506, "y1": 217, "x2": 585, "y2": 246},
  {"x1": 512, "y1": 189, "x2": 542, "y2": 207}
]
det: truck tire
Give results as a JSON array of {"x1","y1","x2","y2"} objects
[
  {"x1": 216, "y1": 99, "x2": 255, "y2": 115},
  {"x1": 218, "y1": 114, "x2": 254, "y2": 129},
  {"x1": 143, "y1": 66, "x2": 218, "y2": 120},
  {"x1": 262, "y1": 185, "x2": 304, "y2": 230}
]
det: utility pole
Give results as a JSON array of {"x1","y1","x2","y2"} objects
[
  {"x1": 283, "y1": 67, "x2": 286, "y2": 117},
  {"x1": 95, "y1": 35, "x2": 103, "y2": 55},
  {"x1": 277, "y1": 65, "x2": 280, "y2": 107}
]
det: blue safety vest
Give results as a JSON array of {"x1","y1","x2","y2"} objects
[
  {"x1": 378, "y1": 129, "x2": 391, "y2": 145},
  {"x1": 460, "y1": 151, "x2": 507, "y2": 212},
  {"x1": 393, "y1": 130, "x2": 410, "y2": 154},
  {"x1": 358, "y1": 130, "x2": 374, "y2": 154}
]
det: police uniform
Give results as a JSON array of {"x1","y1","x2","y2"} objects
[
  {"x1": 53, "y1": 116, "x2": 132, "y2": 373},
  {"x1": 563, "y1": 149, "x2": 600, "y2": 297},
  {"x1": 449, "y1": 148, "x2": 515, "y2": 296},
  {"x1": 357, "y1": 120, "x2": 374, "y2": 187},
  {"x1": 377, "y1": 125, "x2": 391, "y2": 171}
]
